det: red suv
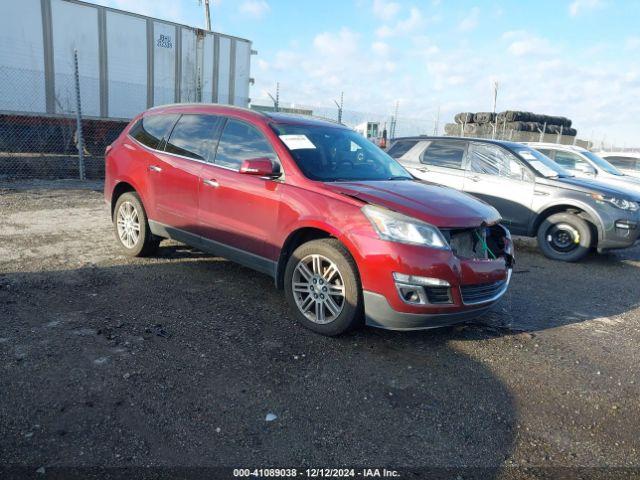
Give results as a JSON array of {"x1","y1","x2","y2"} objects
[{"x1": 105, "y1": 104, "x2": 514, "y2": 335}]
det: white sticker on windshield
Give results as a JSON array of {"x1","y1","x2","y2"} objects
[
  {"x1": 528, "y1": 160, "x2": 558, "y2": 177},
  {"x1": 519, "y1": 150, "x2": 536, "y2": 160},
  {"x1": 279, "y1": 134, "x2": 316, "y2": 150}
]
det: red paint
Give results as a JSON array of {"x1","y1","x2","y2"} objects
[{"x1": 105, "y1": 104, "x2": 511, "y2": 316}]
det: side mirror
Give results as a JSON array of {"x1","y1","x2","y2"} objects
[
  {"x1": 239, "y1": 157, "x2": 279, "y2": 177},
  {"x1": 574, "y1": 163, "x2": 596, "y2": 175}
]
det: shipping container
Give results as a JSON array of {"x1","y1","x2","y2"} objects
[{"x1": 0, "y1": 0, "x2": 254, "y2": 120}]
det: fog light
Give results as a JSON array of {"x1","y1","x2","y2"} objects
[
  {"x1": 615, "y1": 220, "x2": 636, "y2": 230},
  {"x1": 395, "y1": 283, "x2": 427, "y2": 305},
  {"x1": 393, "y1": 272, "x2": 450, "y2": 287}
]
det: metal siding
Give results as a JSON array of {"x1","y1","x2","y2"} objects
[
  {"x1": 106, "y1": 10, "x2": 147, "y2": 118},
  {"x1": 0, "y1": 0, "x2": 47, "y2": 113},
  {"x1": 202, "y1": 33, "x2": 214, "y2": 103},
  {"x1": 51, "y1": 0, "x2": 100, "y2": 116},
  {"x1": 234, "y1": 40, "x2": 251, "y2": 106},
  {"x1": 180, "y1": 28, "x2": 197, "y2": 102},
  {"x1": 153, "y1": 22, "x2": 176, "y2": 107},
  {"x1": 217, "y1": 36, "x2": 231, "y2": 104}
]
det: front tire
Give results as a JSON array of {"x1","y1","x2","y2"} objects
[
  {"x1": 113, "y1": 191, "x2": 159, "y2": 257},
  {"x1": 537, "y1": 212, "x2": 592, "y2": 262},
  {"x1": 284, "y1": 239, "x2": 363, "y2": 336}
]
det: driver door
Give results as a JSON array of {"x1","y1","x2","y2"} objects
[{"x1": 462, "y1": 142, "x2": 535, "y2": 234}]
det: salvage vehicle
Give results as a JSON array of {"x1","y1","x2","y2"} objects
[
  {"x1": 596, "y1": 151, "x2": 640, "y2": 179},
  {"x1": 105, "y1": 105, "x2": 513, "y2": 335},
  {"x1": 387, "y1": 136, "x2": 640, "y2": 262},
  {"x1": 525, "y1": 143, "x2": 640, "y2": 193}
]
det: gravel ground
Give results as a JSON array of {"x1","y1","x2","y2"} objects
[{"x1": 1, "y1": 181, "x2": 639, "y2": 477}]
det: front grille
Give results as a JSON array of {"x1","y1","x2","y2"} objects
[
  {"x1": 460, "y1": 280, "x2": 506, "y2": 304},
  {"x1": 424, "y1": 286, "x2": 452, "y2": 304}
]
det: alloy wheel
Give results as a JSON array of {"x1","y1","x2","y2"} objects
[
  {"x1": 292, "y1": 254, "x2": 346, "y2": 324},
  {"x1": 116, "y1": 201, "x2": 141, "y2": 249}
]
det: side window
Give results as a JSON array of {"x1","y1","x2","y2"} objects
[
  {"x1": 607, "y1": 156, "x2": 639, "y2": 169},
  {"x1": 129, "y1": 114, "x2": 178, "y2": 149},
  {"x1": 553, "y1": 151, "x2": 588, "y2": 170},
  {"x1": 468, "y1": 143, "x2": 528, "y2": 181},
  {"x1": 164, "y1": 114, "x2": 224, "y2": 162},
  {"x1": 214, "y1": 119, "x2": 278, "y2": 170},
  {"x1": 536, "y1": 149, "x2": 555, "y2": 160},
  {"x1": 420, "y1": 141, "x2": 466, "y2": 169},
  {"x1": 387, "y1": 140, "x2": 418, "y2": 158}
]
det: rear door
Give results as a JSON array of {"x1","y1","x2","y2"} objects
[
  {"x1": 149, "y1": 114, "x2": 224, "y2": 233},
  {"x1": 462, "y1": 142, "x2": 535, "y2": 233},
  {"x1": 198, "y1": 118, "x2": 283, "y2": 268},
  {"x1": 414, "y1": 140, "x2": 468, "y2": 190}
]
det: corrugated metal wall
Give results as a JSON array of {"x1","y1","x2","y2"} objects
[{"x1": 0, "y1": 0, "x2": 253, "y2": 119}]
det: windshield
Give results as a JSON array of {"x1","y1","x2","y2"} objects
[
  {"x1": 581, "y1": 150, "x2": 624, "y2": 176},
  {"x1": 515, "y1": 146, "x2": 573, "y2": 178},
  {"x1": 271, "y1": 124, "x2": 412, "y2": 182}
]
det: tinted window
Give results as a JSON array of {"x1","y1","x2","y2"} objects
[
  {"x1": 164, "y1": 114, "x2": 224, "y2": 162},
  {"x1": 421, "y1": 141, "x2": 466, "y2": 168},
  {"x1": 553, "y1": 150, "x2": 588, "y2": 170},
  {"x1": 215, "y1": 119, "x2": 278, "y2": 170},
  {"x1": 130, "y1": 114, "x2": 178, "y2": 149},
  {"x1": 468, "y1": 143, "x2": 528, "y2": 181},
  {"x1": 271, "y1": 124, "x2": 411, "y2": 182},
  {"x1": 605, "y1": 156, "x2": 640, "y2": 170},
  {"x1": 387, "y1": 140, "x2": 418, "y2": 158},
  {"x1": 536, "y1": 149, "x2": 555, "y2": 159}
]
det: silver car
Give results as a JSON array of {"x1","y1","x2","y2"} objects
[
  {"x1": 526, "y1": 143, "x2": 640, "y2": 193},
  {"x1": 387, "y1": 136, "x2": 640, "y2": 262}
]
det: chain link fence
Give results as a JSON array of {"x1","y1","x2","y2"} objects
[{"x1": 0, "y1": 51, "x2": 127, "y2": 181}]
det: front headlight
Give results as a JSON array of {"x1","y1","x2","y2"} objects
[
  {"x1": 591, "y1": 193, "x2": 639, "y2": 212},
  {"x1": 362, "y1": 205, "x2": 449, "y2": 249}
]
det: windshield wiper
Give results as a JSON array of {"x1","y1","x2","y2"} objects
[{"x1": 385, "y1": 176, "x2": 412, "y2": 181}]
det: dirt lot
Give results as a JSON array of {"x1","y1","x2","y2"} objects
[{"x1": 1, "y1": 181, "x2": 639, "y2": 477}]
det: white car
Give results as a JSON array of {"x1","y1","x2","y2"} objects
[
  {"x1": 525, "y1": 143, "x2": 640, "y2": 193},
  {"x1": 596, "y1": 151, "x2": 640, "y2": 179}
]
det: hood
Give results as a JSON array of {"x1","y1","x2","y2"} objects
[
  {"x1": 322, "y1": 180, "x2": 502, "y2": 228},
  {"x1": 538, "y1": 176, "x2": 640, "y2": 200}
]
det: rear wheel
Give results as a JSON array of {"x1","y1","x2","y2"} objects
[
  {"x1": 113, "y1": 192, "x2": 159, "y2": 257},
  {"x1": 537, "y1": 212, "x2": 592, "y2": 262},
  {"x1": 284, "y1": 239, "x2": 363, "y2": 336}
]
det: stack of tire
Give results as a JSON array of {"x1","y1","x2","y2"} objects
[{"x1": 444, "y1": 110, "x2": 577, "y2": 137}]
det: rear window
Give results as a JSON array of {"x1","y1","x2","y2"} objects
[
  {"x1": 387, "y1": 140, "x2": 418, "y2": 158},
  {"x1": 129, "y1": 114, "x2": 178, "y2": 149},
  {"x1": 420, "y1": 141, "x2": 466, "y2": 169},
  {"x1": 164, "y1": 114, "x2": 224, "y2": 162}
]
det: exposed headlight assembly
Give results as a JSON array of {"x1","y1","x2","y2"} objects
[
  {"x1": 590, "y1": 193, "x2": 639, "y2": 212},
  {"x1": 362, "y1": 205, "x2": 449, "y2": 249}
]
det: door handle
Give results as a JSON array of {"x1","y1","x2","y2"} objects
[
  {"x1": 203, "y1": 179, "x2": 219, "y2": 188},
  {"x1": 148, "y1": 165, "x2": 162, "y2": 172},
  {"x1": 469, "y1": 176, "x2": 481, "y2": 182}
]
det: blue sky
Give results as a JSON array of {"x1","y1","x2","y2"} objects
[{"x1": 95, "y1": 0, "x2": 640, "y2": 146}]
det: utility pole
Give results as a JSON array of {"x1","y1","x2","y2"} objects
[
  {"x1": 491, "y1": 80, "x2": 499, "y2": 114},
  {"x1": 333, "y1": 91, "x2": 344, "y2": 123},
  {"x1": 267, "y1": 82, "x2": 280, "y2": 112},
  {"x1": 433, "y1": 105, "x2": 440, "y2": 135},
  {"x1": 199, "y1": 0, "x2": 212, "y2": 30},
  {"x1": 390, "y1": 100, "x2": 399, "y2": 139}
]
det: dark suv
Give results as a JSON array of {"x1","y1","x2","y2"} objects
[
  {"x1": 388, "y1": 136, "x2": 640, "y2": 261},
  {"x1": 105, "y1": 105, "x2": 514, "y2": 335}
]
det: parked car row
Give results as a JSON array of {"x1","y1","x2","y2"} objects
[{"x1": 386, "y1": 137, "x2": 640, "y2": 262}]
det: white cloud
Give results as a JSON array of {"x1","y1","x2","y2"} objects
[
  {"x1": 569, "y1": 0, "x2": 604, "y2": 17},
  {"x1": 372, "y1": 0, "x2": 400, "y2": 19},
  {"x1": 371, "y1": 41, "x2": 391, "y2": 56},
  {"x1": 458, "y1": 7, "x2": 480, "y2": 32},
  {"x1": 503, "y1": 30, "x2": 553, "y2": 56},
  {"x1": 239, "y1": 0, "x2": 270, "y2": 18},
  {"x1": 376, "y1": 7, "x2": 424, "y2": 38},
  {"x1": 626, "y1": 36, "x2": 640, "y2": 50}
]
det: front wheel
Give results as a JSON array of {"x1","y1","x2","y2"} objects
[
  {"x1": 284, "y1": 239, "x2": 363, "y2": 336},
  {"x1": 536, "y1": 212, "x2": 592, "y2": 262},
  {"x1": 113, "y1": 192, "x2": 159, "y2": 257}
]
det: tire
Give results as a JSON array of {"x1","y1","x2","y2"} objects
[
  {"x1": 536, "y1": 212, "x2": 593, "y2": 262},
  {"x1": 113, "y1": 191, "x2": 159, "y2": 257},
  {"x1": 284, "y1": 238, "x2": 363, "y2": 336}
]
